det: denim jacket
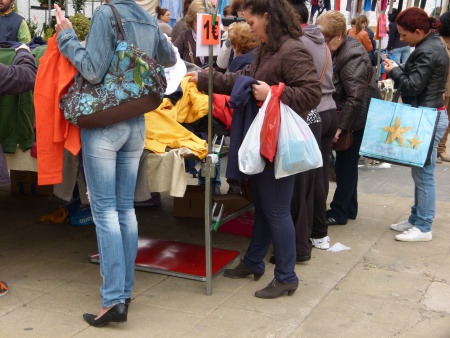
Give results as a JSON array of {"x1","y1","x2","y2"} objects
[{"x1": 57, "y1": 0, "x2": 176, "y2": 84}]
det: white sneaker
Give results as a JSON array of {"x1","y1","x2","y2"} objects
[
  {"x1": 395, "y1": 226, "x2": 432, "y2": 242},
  {"x1": 310, "y1": 236, "x2": 330, "y2": 250},
  {"x1": 390, "y1": 220, "x2": 414, "y2": 232}
]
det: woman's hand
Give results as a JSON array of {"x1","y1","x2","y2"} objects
[
  {"x1": 186, "y1": 72, "x2": 199, "y2": 83},
  {"x1": 333, "y1": 128, "x2": 342, "y2": 144},
  {"x1": 383, "y1": 59, "x2": 398, "y2": 75},
  {"x1": 54, "y1": 4, "x2": 73, "y2": 32},
  {"x1": 252, "y1": 81, "x2": 270, "y2": 101}
]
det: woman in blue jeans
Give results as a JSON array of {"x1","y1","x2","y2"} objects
[
  {"x1": 384, "y1": 7, "x2": 448, "y2": 242},
  {"x1": 54, "y1": 0, "x2": 175, "y2": 327}
]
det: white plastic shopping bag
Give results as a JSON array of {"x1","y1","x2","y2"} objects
[
  {"x1": 274, "y1": 103, "x2": 323, "y2": 178},
  {"x1": 238, "y1": 91, "x2": 272, "y2": 175}
]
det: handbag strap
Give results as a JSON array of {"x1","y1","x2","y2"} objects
[
  {"x1": 106, "y1": 4, "x2": 125, "y2": 41},
  {"x1": 320, "y1": 45, "x2": 330, "y2": 83},
  {"x1": 187, "y1": 41, "x2": 195, "y2": 64}
]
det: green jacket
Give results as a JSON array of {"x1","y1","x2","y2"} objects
[{"x1": 0, "y1": 48, "x2": 35, "y2": 153}]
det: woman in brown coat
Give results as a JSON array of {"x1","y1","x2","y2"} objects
[{"x1": 188, "y1": 0, "x2": 321, "y2": 299}]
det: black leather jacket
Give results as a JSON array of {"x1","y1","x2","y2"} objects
[{"x1": 390, "y1": 33, "x2": 449, "y2": 108}]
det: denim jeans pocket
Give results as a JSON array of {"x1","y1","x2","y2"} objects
[{"x1": 101, "y1": 122, "x2": 127, "y2": 143}]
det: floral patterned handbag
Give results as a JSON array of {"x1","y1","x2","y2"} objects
[{"x1": 60, "y1": 4, "x2": 167, "y2": 128}]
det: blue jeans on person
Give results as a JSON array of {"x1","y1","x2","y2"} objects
[
  {"x1": 409, "y1": 111, "x2": 449, "y2": 232},
  {"x1": 243, "y1": 167, "x2": 298, "y2": 284},
  {"x1": 81, "y1": 116, "x2": 145, "y2": 308},
  {"x1": 390, "y1": 46, "x2": 411, "y2": 65},
  {"x1": 329, "y1": 128, "x2": 365, "y2": 223}
]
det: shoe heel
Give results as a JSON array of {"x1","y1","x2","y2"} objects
[
  {"x1": 287, "y1": 288, "x2": 297, "y2": 296},
  {"x1": 253, "y1": 273, "x2": 263, "y2": 281}
]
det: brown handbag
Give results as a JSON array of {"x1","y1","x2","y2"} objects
[{"x1": 332, "y1": 130, "x2": 353, "y2": 151}]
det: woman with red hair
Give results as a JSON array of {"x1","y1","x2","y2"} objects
[{"x1": 384, "y1": 7, "x2": 449, "y2": 242}]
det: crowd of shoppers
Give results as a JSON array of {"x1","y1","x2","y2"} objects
[{"x1": 3, "y1": 0, "x2": 450, "y2": 328}]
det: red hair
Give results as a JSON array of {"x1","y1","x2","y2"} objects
[{"x1": 396, "y1": 7, "x2": 442, "y2": 33}]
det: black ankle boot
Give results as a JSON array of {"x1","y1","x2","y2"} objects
[
  {"x1": 224, "y1": 260, "x2": 263, "y2": 281},
  {"x1": 254, "y1": 278, "x2": 298, "y2": 299},
  {"x1": 83, "y1": 303, "x2": 127, "y2": 327}
]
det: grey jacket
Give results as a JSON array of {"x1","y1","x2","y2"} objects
[
  {"x1": 332, "y1": 36, "x2": 381, "y2": 132},
  {"x1": 390, "y1": 33, "x2": 448, "y2": 108},
  {"x1": 301, "y1": 24, "x2": 336, "y2": 113}
]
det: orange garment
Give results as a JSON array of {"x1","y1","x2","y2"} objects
[
  {"x1": 348, "y1": 27, "x2": 373, "y2": 52},
  {"x1": 34, "y1": 34, "x2": 80, "y2": 185}
]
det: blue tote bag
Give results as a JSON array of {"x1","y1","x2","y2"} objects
[{"x1": 360, "y1": 98, "x2": 440, "y2": 167}]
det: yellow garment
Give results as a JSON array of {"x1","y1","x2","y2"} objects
[
  {"x1": 39, "y1": 207, "x2": 69, "y2": 223},
  {"x1": 144, "y1": 98, "x2": 208, "y2": 159},
  {"x1": 175, "y1": 76, "x2": 209, "y2": 123}
]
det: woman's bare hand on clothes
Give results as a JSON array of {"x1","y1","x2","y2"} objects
[
  {"x1": 186, "y1": 72, "x2": 199, "y2": 83},
  {"x1": 251, "y1": 81, "x2": 270, "y2": 101}
]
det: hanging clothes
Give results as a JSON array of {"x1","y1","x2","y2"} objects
[
  {"x1": 420, "y1": 0, "x2": 427, "y2": 9},
  {"x1": 380, "y1": 0, "x2": 388, "y2": 11},
  {"x1": 397, "y1": 0, "x2": 404, "y2": 11},
  {"x1": 357, "y1": 0, "x2": 363, "y2": 13},
  {"x1": 371, "y1": 0, "x2": 377, "y2": 11},
  {"x1": 364, "y1": 0, "x2": 372, "y2": 12}
]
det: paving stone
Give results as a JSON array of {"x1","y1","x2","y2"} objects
[{"x1": 422, "y1": 282, "x2": 450, "y2": 314}]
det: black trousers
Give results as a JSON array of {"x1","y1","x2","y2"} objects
[
  {"x1": 292, "y1": 110, "x2": 338, "y2": 256},
  {"x1": 329, "y1": 128, "x2": 365, "y2": 223},
  {"x1": 291, "y1": 123, "x2": 321, "y2": 257},
  {"x1": 312, "y1": 109, "x2": 338, "y2": 238}
]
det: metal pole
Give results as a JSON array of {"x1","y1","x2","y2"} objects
[{"x1": 204, "y1": 43, "x2": 214, "y2": 296}]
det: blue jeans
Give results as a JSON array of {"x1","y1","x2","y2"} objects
[
  {"x1": 243, "y1": 167, "x2": 298, "y2": 284},
  {"x1": 81, "y1": 116, "x2": 145, "y2": 308},
  {"x1": 409, "y1": 111, "x2": 449, "y2": 232},
  {"x1": 390, "y1": 46, "x2": 410, "y2": 65}
]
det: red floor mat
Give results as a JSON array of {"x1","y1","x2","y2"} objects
[
  {"x1": 218, "y1": 211, "x2": 254, "y2": 237},
  {"x1": 88, "y1": 237, "x2": 240, "y2": 281}
]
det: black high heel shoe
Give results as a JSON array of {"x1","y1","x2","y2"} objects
[
  {"x1": 83, "y1": 303, "x2": 127, "y2": 327},
  {"x1": 255, "y1": 278, "x2": 298, "y2": 299},
  {"x1": 224, "y1": 260, "x2": 263, "y2": 281}
]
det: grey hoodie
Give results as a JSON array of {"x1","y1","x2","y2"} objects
[{"x1": 301, "y1": 24, "x2": 336, "y2": 113}]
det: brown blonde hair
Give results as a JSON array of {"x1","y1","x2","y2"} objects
[
  {"x1": 316, "y1": 10, "x2": 347, "y2": 39},
  {"x1": 185, "y1": 0, "x2": 213, "y2": 29},
  {"x1": 229, "y1": 22, "x2": 261, "y2": 54}
]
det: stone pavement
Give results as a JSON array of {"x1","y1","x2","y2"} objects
[{"x1": 1, "y1": 159, "x2": 450, "y2": 337}]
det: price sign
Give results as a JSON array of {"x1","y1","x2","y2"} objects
[{"x1": 201, "y1": 14, "x2": 220, "y2": 45}]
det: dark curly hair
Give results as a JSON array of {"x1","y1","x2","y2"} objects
[
  {"x1": 243, "y1": 0, "x2": 302, "y2": 52},
  {"x1": 439, "y1": 11, "x2": 450, "y2": 37}
]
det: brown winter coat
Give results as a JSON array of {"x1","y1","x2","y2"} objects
[{"x1": 197, "y1": 35, "x2": 322, "y2": 119}]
